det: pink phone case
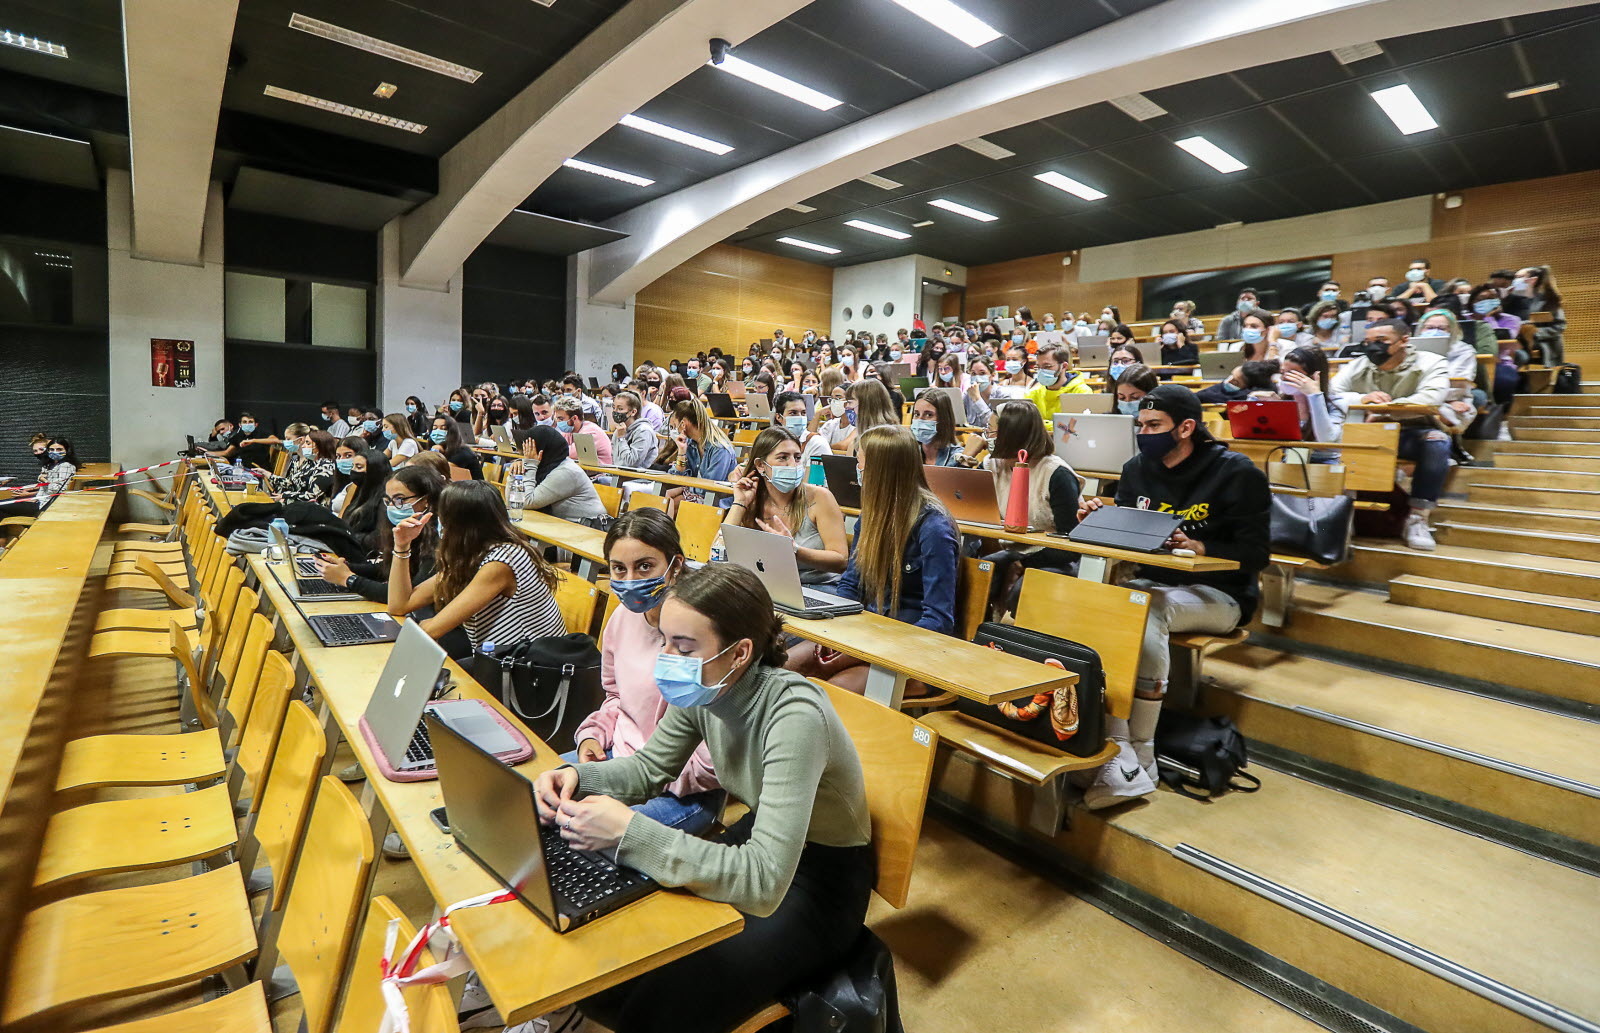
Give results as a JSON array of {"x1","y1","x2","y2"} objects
[{"x1": 358, "y1": 698, "x2": 533, "y2": 783}]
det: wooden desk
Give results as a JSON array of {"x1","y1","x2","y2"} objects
[
  {"x1": 244, "y1": 554, "x2": 743, "y2": 1026},
  {"x1": 70, "y1": 461, "x2": 122, "y2": 488},
  {"x1": 517, "y1": 511, "x2": 608, "y2": 580},
  {"x1": 576, "y1": 463, "x2": 734, "y2": 496},
  {"x1": 1215, "y1": 422, "x2": 1401, "y2": 493}
]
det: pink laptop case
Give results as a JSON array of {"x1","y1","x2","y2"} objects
[{"x1": 358, "y1": 698, "x2": 533, "y2": 783}]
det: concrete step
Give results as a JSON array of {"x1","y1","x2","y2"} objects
[
  {"x1": 1511, "y1": 427, "x2": 1600, "y2": 442},
  {"x1": 1462, "y1": 465, "x2": 1600, "y2": 490},
  {"x1": 1511, "y1": 415, "x2": 1600, "y2": 429},
  {"x1": 1389, "y1": 573, "x2": 1600, "y2": 637},
  {"x1": 1488, "y1": 451, "x2": 1600, "y2": 473},
  {"x1": 1469, "y1": 482, "x2": 1600, "y2": 511},
  {"x1": 1512, "y1": 393, "x2": 1600, "y2": 412},
  {"x1": 1436, "y1": 521, "x2": 1600, "y2": 562},
  {"x1": 1333, "y1": 538, "x2": 1600, "y2": 602},
  {"x1": 1275, "y1": 582, "x2": 1600, "y2": 708},
  {"x1": 1208, "y1": 642, "x2": 1600, "y2": 846},
  {"x1": 1489, "y1": 440, "x2": 1600, "y2": 457},
  {"x1": 1434, "y1": 500, "x2": 1600, "y2": 535}
]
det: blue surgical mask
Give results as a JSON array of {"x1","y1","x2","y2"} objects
[
  {"x1": 1005, "y1": 360, "x2": 1023, "y2": 375},
  {"x1": 1011, "y1": 333, "x2": 1025, "y2": 344},
  {"x1": 973, "y1": 375, "x2": 990, "y2": 387},
  {"x1": 1241, "y1": 328, "x2": 1264, "y2": 344},
  {"x1": 429, "y1": 429, "x2": 448, "y2": 444},
  {"x1": 239, "y1": 423, "x2": 256, "y2": 434},
  {"x1": 889, "y1": 349, "x2": 903, "y2": 361},
  {"x1": 1136, "y1": 429, "x2": 1178, "y2": 459},
  {"x1": 1473, "y1": 299, "x2": 1499, "y2": 316},
  {"x1": 406, "y1": 403, "x2": 417, "y2": 414},
  {"x1": 383, "y1": 429, "x2": 397, "y2": 441},
  {"x1": 1108, "y1": 363, "x2": 1129, "y2": 381},
  {"x1": 1321, "y1": 290, "x2": 1338, "y2": 301},
  {"x1": 1317, "y1": 316, "x2": 1337, "y2": 330},
  {"x1": 1043, "y1": 321, "x2": 1055, "y2": 331},
  {"x1": 47, "y1": 449, "x2": 65, "y2": 460},
  {"x1": 653, "y1": 642, "x2": 738, "y2": 708},
  {"x1": 1418, "y1": 328, "x2": 1450, "y2": 338},
  {"x1": 765, "y1": 464, "x2": 804, "y2": 493},
  {"x1": 1237, "y1": 300, "x2": 1254, "y2": 313},
  {"x1": 1276, "y1": 325, "x2": 1299, "y2": 338},
  {"x1": 1221, "y1": 380, "x2": 1244, "y2": 395},
  {"x1": 386, "y1": 504, "x2": 415, "y2": 525},
  {"x1": 1116, "y1": 399, "x2": 1141, "y2": 416},
  {"x1": 939, "y1": 370, "x2": 954, "y2": 384},
  {"x1": 556, "y1": 419, "x2": 573, "y2": 433},
  {"x1": 284, "y1": 442, "x2": 301, "y2": 457},
  {"x1": 612, "y1": 573, "x2": 670, "y2": 613},
  {"x1": 784, "y1": 415, "x2": 808, "y2": 436},
  {"x1": 841, "y1": 355, "x2": 854, "y2": 368},
  {"x1": 1161, "y1": 333, "x2": 1178, "y2": 345},
  {"x1": 1405, "y1": 268, "x2": 1426, "y2": 282},
  {"x1": 336, "y1": 457, "x2": 355, "y2": 474},
  {"x1": 449, "y1": 400, "x2": 463, "y2": 412},
  {"x1": 910, "y1": 419, "x2": 938, "y2": 443},
  {"x1": 1034, "y1": 368, "x2": 1058, "y2": 387},
  {"x1": 362, "y1": 420, "x2": 378, "y2": 433}
]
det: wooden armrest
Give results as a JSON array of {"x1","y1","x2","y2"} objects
[
  {"x1": 1269, "y1": 554, "x2": 1328, "y2": 570},
  {"x1": 921, "y1": 710, "x2": 1115, "y2": 784},
  {"x1": 127, "y1": 489, "x2": 177, "y2": 512},
  {"x1": 1170, "y1": 629, "x2": 1249, "y2": 651}
]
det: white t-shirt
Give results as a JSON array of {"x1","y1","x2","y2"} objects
[{"x1": 388, "y1": 437, "x2": 420, "y2": 462}]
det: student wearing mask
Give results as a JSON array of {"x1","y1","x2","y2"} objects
[
  {"x1": 1278, "y1": 347, "x2": 1346, "y2": 461},
  {"x1": 553, "y1": 395, "x2": 614, "y2": 466},
  {"x1": 964, "y1": 357, "x2": 997, "y2": 415},
  {"x1": 1156, "y1": 321, "x2": 1200, "y2": 373},
  {"x1": 1197, "y1": 360, "x2": 1280, "y2": 405},
  {"x1": 208, "y1": 413, "x2": 274, "y2": 469},
  {"x1": 538, "y1": 562, "x2": 869, "y2": 1033},
  {"x1": 979, "y1": 401, "x2": 1081, "y2": 608},
  {"x1": 1307, "y1": 299, "x2": 1346, "y2": 348},
  {"x1": 829, "y1": 379, "x2": 899, "y2": 456},
  {"x1": 1412, "y1": 310, "x2": 1484, "y2": 454},
  {"x1": 445, "y1": 388, "x2": 474, "y2": 429},
  {"x1": 1503, "y1": 265, "x2": 1567, "y2": 366},
  {"x1": 788, "y1": 425, "x2": 959, "y2": 695},
  {"x1": 1302, "y1": 281, "x2": 1347, "y2": 319},
  {"x1": 906, "y1": 390, "x2": 962, "y2": 467},
  {"x1": 726, "y1": 427, "x2": 849, "y2": 585},
  {"x1": 1394, "y1": 259, "x2": 1444, "y2": 307},
  {"x1": 1026, "y1": 343, "x2": 1092, "y2": 414},
  {"x1": 354, "y1": 411, "x2": 384, "y2": 452},
  {"x1": 1113, "y1": 364, "x2": 1160, "y2": 414},
  {"x1": 507, "y1": 396, "x2": 542, "y2": 449},
  {"x1": 1272, "y1": 310, "x2": 1313, "y2": 352},
  {"x1": 666, "y1": 398, "x2": 738, "y2": 507},
  {"x1": 1364, "y1": 276, "x2": 1391, "y2": 303},
  {"x1": 1216, "y1": 289, "x2": 1260, "y2": 342},
  {"x1": 772, "y1": 392, "x2": 832, "y2": 467},
  {"x1": 427, "y1": 416, "x2": 483, "y2": 480},
  {"x1": 508, "y1": 425, "x2": 609, "y2": 525},
  {"x1": 336, "y1": 448, "x2": 393, "y2": 553},
  {"x1": 857, "y1": 361, "x2": 905, "y2": 417},
  {"x1": 1236, "y1": 312, "x2": 1278, "y2": 361},
  {"x1": 610, "y1": 390, "x2": 659, "y2": 470},
  {"x1": 264, "y1": 425, "x2": 336, "y2": 505},
  {"x1": 934, "y1": 355, "x2": 989, "y2": 426},
  {"x1": 1170, "y1": 300, "x2": 1207, "y2": 342},
  {"x1": 314, "y1": 463, "x2": 446, "y2": 605},
  {"x1": 2, "y1": 437, "x2": 77, "y2": 515},
  {"x1": 1106, "y1": 345, "x2": 1145, "y2": 389},
  {"x1": 915, "y1": 339, "x2": 948, "y2": 380},
  {"x1": 1079, "y1": 386, "x2": 1270, "y2": 808},
  {"x1": 1095, "y1": 306, "x2": 1122, "y2": 334},
  {"x1": 403, "y1": 396, "x2": 431, "y2": 437},
  {"x1": 1331, "y1": 318, "x2": 1452, "y2": 550},
  {"x1": 320, "y1": 401, "x2": 351, "y2": 439},
  {"x1": 990, "y1": 345, "x2": 1034, "y2": 400}
]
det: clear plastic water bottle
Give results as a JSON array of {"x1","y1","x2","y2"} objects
[
  {"x1": 268, "y1": 517, "x2": 292, "y2": 562},
  {"x1": 506, "y1": 474, "x2": 526, "y2": 518},
  {"x1": 709, "y1": 531, "x2": 727, "y2": 564}
]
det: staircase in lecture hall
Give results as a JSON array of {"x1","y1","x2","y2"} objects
[{"x1": 1045, "y1": 380, "x2": 1600, "y2": 1033}]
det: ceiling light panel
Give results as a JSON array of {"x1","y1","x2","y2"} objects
[
  {"x1": 1034, "y1": 171, "x2": 1107, "y2": 201},
  {"x1": 857, "y1": 173, "x2": 903, "y2": 191},
  {"x1": 1109, "y1": 92, "x2": 1167, "y2": 121},
  {"x1": 373, "y1": 82, "x2": 398, "y2": 99},
  {"x1": 885, "y1": 0, "x2": 1002, "y2": 48},
  {"x1": 777, "y1": 236, "x2": 841, "y2": 254},
  {"x1": 844, "y1": 219, "x2": 911, "y2": 239},
  {"x1": 0, "y1": 29, "x2": 67, "y2": 58},
  {"x1": 1370, "y1": 84, "x2": 1438, "y2": 135},
  {"x1": 1506, "y1": 81, "x2": 1561, "y2": 99},
  {"x1": 1174, "y1": 135, "x2": 1247, "y2": 173},
  {"x1": 958, "y1": 136, "x2": 1015, "y2": 160},
  {"x1": 619, "y1": 113, "x2": 733, "y2": 155},
  {"x1": 912, "y1": 220, "x2": 934, "y2": 228},
  {"x1": 929, "y1": 198, "x2": 997, "y2": 222},
  {"x1": 288, "y1": 14, "x2": 481, "y2": 83},
  {"x1": 787, "y1": 202, "x2": 817, "y2": 213},
  {"x1": 1331, "y1": 41, "x2": 1383, "y2": 64},
  {"x1": 263, "y1": 85, "x2": 427, "y2": 132},
  {"x1": 561, "y1": 158, "x2": 654, "y2": 187},
  {"x1": 712, "y1": 54, "x2": 842, "y2": 111}
]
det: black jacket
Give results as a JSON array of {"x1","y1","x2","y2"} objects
[
  {"x1": 216, "y1": 500, "x2": 371, "y2": 562},
  {"x1": 1114, "y1": 439, "x2": 1271, "y2": 620}
]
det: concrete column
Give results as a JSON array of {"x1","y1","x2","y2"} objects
[
  {"x1": 376, "y1": 218, "x2": 462, "y2": 412},
  {"x1": 567, "y1": 249, "x2": 635, "y2": 381},
  {"x1": 106, "y1": 167, "x2": 225, "y2": 470}
]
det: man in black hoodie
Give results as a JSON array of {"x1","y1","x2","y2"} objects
[{"x1": 1080, "y1": 384, "x2": 1271, "y2": 809}]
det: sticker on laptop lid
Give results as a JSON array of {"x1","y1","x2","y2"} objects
[{"x1": 369, "y1": 612, "x2": 393, "y2": 622}]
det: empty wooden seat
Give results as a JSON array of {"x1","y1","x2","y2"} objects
[
  {"x1": 554, "y1": 568, "x2": 600, "y2": 634},
  {"x1": 676, "y1": 498, "x2": 724, "y2": 562},
  {"x1": 104, "y1": 553, "x2": 198, "y2": 607},
  {"x1": 335, "y1": 896, "x2": 462, "y2": 1033},
  {"x1": 78, "y1": 983, "x2": 271, "y2": 1033},
  {"x1": 230, "y1": 650, "x2": 297, "y2": 812},
  {"x1": 628, "y1": 490, "x2": 668, "y2": 513},
  {"x1": 594, "y1": 481, "x2": 623, "y2": 518},
  {"x1": 32, "y1": 783, "x2": 238, "y2": 891},
  {"x1": 249, "y1": 701, "x2": 329, "y2": 911}
]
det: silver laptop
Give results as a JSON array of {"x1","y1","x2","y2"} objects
[
  {"x1": 1198, "y1": 351, "x2": 1238, "y2": 379},
  {"x1": 1052, "y1": 412, "x2": 1138, "y2": 476},
  {"x1": 997, "y1": 316, "x2": 1016, "y2": 335},
  {"x1": 1411, "y1": 335, "x2": 1452, "y2": 357},
  {"x1": 1056, "y1": 393, "x2": 1117, "y2": 416},
  {"x1": 490, "y1": 424, "x2": 513, "y2": 447},
  {"x1": 572, "y1": 433, "x2": 600, "y2": 465},
  {"x1": 270, "y1": 524, "x2": 364, "y2": 601},
  {"x1": 745, "y1": 394, "x2": 772, "y2": 421},
  {"x1": 1033, "y1": 330, "x2": 1065, "y2": 349},
  {"x1": 915, "y1": 386, "x2": 965, "y2": 418},
  {"x1": 720, "y1": 524, "x2": 862, "y2": 618},
  {"x1": 1075, "y1": 338, "x2": 1111, "y2": 368},
  {"x1": 360, "y1": 622, "x2": 518, "y2": 775}
]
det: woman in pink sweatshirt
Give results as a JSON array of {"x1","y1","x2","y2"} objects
[{"x1": 568, "y1": 507, "x2": 723, "y2": 833}]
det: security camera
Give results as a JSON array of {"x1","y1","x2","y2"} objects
[{"x1": 709, "y1": 38, "x2": 731, "y2": 65}]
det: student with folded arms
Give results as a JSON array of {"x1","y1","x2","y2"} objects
[
  {"x1": 725, "y1": 427, "x2": 848, "y2": 584},
  {"x1": 536, "y1": 563, "x2": 871, "y2": 1033}
]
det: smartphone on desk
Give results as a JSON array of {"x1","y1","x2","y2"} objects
[{"x1": 430, "y1": 806, "x2": 450, "y2": 834}]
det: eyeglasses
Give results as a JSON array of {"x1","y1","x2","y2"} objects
[{"x1": 382, "y1": 493, "x2": 422, "y2": 507}]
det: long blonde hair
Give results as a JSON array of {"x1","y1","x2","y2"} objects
[
  {"x1": 846, "y1": 379, "x2": 898, "y2": 439},
  {"x1": 670, "y1": 397, "x2": 732, "y2": 453},
  {"x1": 855, "y1": 425, "x2": 943, "y2": 615}
]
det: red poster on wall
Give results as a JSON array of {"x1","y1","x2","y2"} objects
[{"x1": 150, "y1": 338, "x2": 195, "y2": 388}]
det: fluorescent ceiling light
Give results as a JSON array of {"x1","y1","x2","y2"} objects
[
  {"x1": 1370, "y1": 84, "x2": 1438, "y2": 135},
  {"x1": 0, "y1": 29, "x2": 67, "y2": 58},
  {"x1": 912, "y1": 220, "x2": 934, "y2": 228},
  {"x1": 1109, "y1": 92, "x2": 1166, "y2": 121},
  {"x1": 263, "y1": 85, "x2": 427, "y2": 133},
  {"x1": 712, "y1": 54, "x2": 842, "y2": 111},
  {"x1": 1506, "y1": 81, "x2": 1561, "y2": 99},
  {"x1": 787, "y1": 202, "x2": 817, "y2": 213},
  {"x1": 929, "y1": 198, "x2": 997, "y2": 222},
  {"x1": 288, "y1": 13, "x2": 481, "y2": 83},
  {"x1": 845, "y1": 219, "x2": 911, "y2": 240},
  {"x1": 885, "y1": 0, "x2": 1002, "y2": 48},
  {"x1": 373, "y1": 82, "x2": 398, "y2": 99},
  {"x1": 1331, "y1": 41, "x2": 1383, "y2": 65},
  {"x1": 561, "y1": 158, "x2": 654, "y2": 187},
  {"x1": 1034, "y1": 171, "x2": 1107, "y2": 201},
  {"x1": 777, "y1": 236, "x2": 841, "y2": 255},
  {"x1": 619, "y1": 113, "x2": 733, "y2": 155},
  {"x1": 857, "y1": 173, "x2": 903, "y2": 191},
  {"x1": 959, "y1": 136, "x2": 1015, "y2": 160},
  {"x1": 1174, "y1": 135, "x2": 1246, "y2": 173}
]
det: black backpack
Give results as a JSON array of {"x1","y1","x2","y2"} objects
[
  {"x1": 955, "y1": 622, "x2": 1106, "y2": 757},
  {"x1": 1154, "y1": 711, "x2": 1261, "y2": 800},
  {"x1": 1554, "y1": 364, "x2": 1583, "y2": 395}
]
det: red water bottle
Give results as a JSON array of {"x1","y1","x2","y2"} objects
[{"x1": 1004, "y1": 448, "x2": 1031, "y2": 533}]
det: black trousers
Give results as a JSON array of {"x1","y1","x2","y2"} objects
[{"x1": 580, "y1": 840, "x2": 876, "y2": 1033}]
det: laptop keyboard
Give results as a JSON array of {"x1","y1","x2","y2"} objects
[
  {"x1": 310, "y1": 614, "x2": 380, "y2": 646},
  {"x1": 403, "y1": 720, "x2": 433, "y2": 765},
  {"x1": 539, "y1": 824, "x2": 642, "y2": 909},
  {"x1": 296, "y1": 577, "x2": 351, "y2": 597}
]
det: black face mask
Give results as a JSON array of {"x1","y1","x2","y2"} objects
[
  {"x1": 349, "y1": 470, "x2": 366, "y2": 485},
  {"x1": 34, "y1": 451, "x2": 48, "y2": 466},
  {"x1": 1363, "y1": 341, "x2": 1394, "y2": 364}
]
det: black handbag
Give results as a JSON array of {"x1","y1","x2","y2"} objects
[
  {"x1": 1265, "y1": 450, "x2": 1354, "y2": 565},
  {"x1": 471, "y1": 633, "x2": 602, "y2": 750},
  {"x1": 786, "y1": 928, "x2": 905, "y2": 1033},
  {"x1": 954, "y1": 622, "x2": 1106, "y2": 757},
  {"x1": 1154, "y1": 711, "x2": 1261, "y2": 801}
]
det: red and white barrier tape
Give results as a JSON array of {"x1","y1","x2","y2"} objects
[{"x1": 377, "y1": 888, "x2": 518, "y2": 1033}]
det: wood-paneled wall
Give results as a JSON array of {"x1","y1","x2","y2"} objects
[
  {"x1": 632, "y1": 244, "x2": 833, "y2": 369},
  {"x1": 962, "y1": 170, "x2": 1600, "y2": 364}
]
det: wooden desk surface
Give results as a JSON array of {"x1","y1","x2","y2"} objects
[
  {"x1": 0, "y1": 493, "x2": 115, "y2": 580},
  {"x1": 577, "y1": 463, "x2": 734, "y2": 494},
  {"x1": 517, "y1": 511, "x2": 607, "y2": 564},
  {"x1": 245, "y1": 555, "x2": 742, "y2": 1024}
]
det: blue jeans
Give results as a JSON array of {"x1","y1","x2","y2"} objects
[
  {"x1": 559, "y1": 749, "x2": 722, "y2": 835},
  {"x1": 1397, "y1": 426, "x2": 1450, "y2": 507}
]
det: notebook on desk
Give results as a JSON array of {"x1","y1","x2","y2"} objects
[{"x1": 1067, "y1": 506, "x2": 1182, "y2": 553}]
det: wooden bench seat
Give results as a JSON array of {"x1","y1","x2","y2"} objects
[{"x1": 922, "y1": 710, "x2": 1117, "y2": 784}]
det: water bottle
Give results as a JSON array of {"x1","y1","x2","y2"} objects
[
  {"x1": 507, "y1": 474, "x2": 526, "y2": 518},
  {"x1": 473, "y1": 640, "x2": 500, "y2": 696},
  {"x1": 269, "y1": 517, "x2": 292, "y2": 562},
  {"x1": 807, "y1": 457, "x2": 827, "y2": 486},
  {"x1": 709, "y1": 531, "x2": 727, "y2": 564}
]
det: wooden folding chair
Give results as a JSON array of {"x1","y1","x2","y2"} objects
[
  {"x1": 334, "y1": 896, "x2": 461, "y2": 1033},
  {"x1": 78, "y1": 983, "x2": 270, "y2": 1033},
  {"x1": 244, "y1": 701, "x2": 330, "y2": 912},
  {"x1": 676, "y1": 497, "x2": 725, "y2": 562}
]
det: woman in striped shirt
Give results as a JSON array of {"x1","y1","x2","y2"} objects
[{"x1": 386, "y1": 479, "x2": 564, "y2": 650}]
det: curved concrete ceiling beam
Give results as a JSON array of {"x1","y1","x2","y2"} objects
[
  {"x1": 397, "y1": 0, "x2": 811, "y2": 289},
  {"x1": 586, "y1": 0, "x2": 1587, "y2": 303}
]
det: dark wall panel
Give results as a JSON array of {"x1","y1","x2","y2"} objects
[
  {"x1": 224, "y1": 210, "x2": 376, "y2": 284},
  {"x1": 0, "y1": 176, "x2": 105, "y2": 246},
  {"x1": 0, "y1": 326, "x2": 110, "y2": 481},
  {"x1": 462, "y1": 244, "x2": 567, "y2": 386},
  {"x1": 225, "y1": 341, "x2": 375, "y2": 440}
]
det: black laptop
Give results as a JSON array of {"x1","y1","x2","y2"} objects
[
  {"x1": 429, "y1": 714, "x2": 656, "y2": 933},
  {"x1": 818, "y1": 453, "x2": 861, "y2": 510},
  {"x1": 705, "y1": 393, "x2": 737, "y2": 418},
  {"x1": 1067, "y1": 506, "x2": 1183, "y2": 553},
  {"x1": 304, "y1": 611, "x2": 404, "y2": 647}
]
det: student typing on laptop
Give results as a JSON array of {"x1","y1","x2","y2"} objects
[
  {"x1": 535, "y1": 564, "x2": 872, "y2": 1033},
  {"x1": 724, "y1": 427, "x2": 848, "y2": 585},
  {"x1": 1077, "y1": 385, "x2": 1271, "y2": 811},
  {"x1": 787, "y1": 425, "x2": 959, "y2": 697}
]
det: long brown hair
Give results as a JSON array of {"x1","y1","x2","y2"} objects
[
  {"x1": 991, "y1": 401, "x2": 1052, "y2": 464},
  {"x1": 670, "y1": 397, "x2": 732, "y2": 452},
  {"x1": 433, "y1": 481, "x2": 556, "y2": 607},
  {"x1": 855, "y1": 425, "x2": 943, "y2": 615},
  {"x1": 733, "y1": 427, "x2": 810, "y2": 536},
  {"x1": 378, "y1": 463, "x2": 446, "y2": 569},
  {"x1": 846, "y1": 378, "x2": 898, "y2": 441}
]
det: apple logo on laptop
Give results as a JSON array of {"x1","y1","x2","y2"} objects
[
  {"x1": 755, "y1": 560, "x2": 767, "y2": 573},
  {"x1": 393, "y1": 675, "x2": 406, "y2": 699}
]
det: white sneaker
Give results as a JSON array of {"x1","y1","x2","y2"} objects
[
  {"x1": 1083, "y1": 743, "x2": 1157, "y2": 810},
  {"x1": 381, "y1": 831, "x2": 410, "y2": 861},
  {"x1": 1497, "y1": 424, "x2": 1513, "y2": 441},
  {"x1": 1403, "y1": 513, "x2": 1436, "y2": 552},
  {"x1": 503, "y1": 1006, "x2": 582, "y2": 1033},
  {"x1": 457, "y1": 977, "x2": 501, "y2": 1029}
]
